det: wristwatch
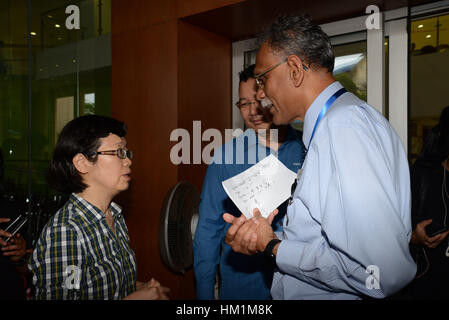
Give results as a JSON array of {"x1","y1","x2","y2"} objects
[{"x1": 262, "y1": 238, "x2": 281, "y2": 265}]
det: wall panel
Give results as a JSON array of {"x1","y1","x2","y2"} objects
[
  {"x1": 177, "y1": 20, "x2": 232, "y2": 191},
  {"x1": 112, "y1": 0, "x2": 233, "y2": 300}
]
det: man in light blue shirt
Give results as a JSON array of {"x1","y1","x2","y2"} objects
[{"x1": 224, "y1": 14, "x2": 417, "y2": 300}]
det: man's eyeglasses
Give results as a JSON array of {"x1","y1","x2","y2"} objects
[
  {"x1": 254, "y1": 59, "x2": 309, "y2": 90},
  {"x1": 86, "y1": 147, "x2": 133, "y2": 160},
  {"x1": 235, "y1": 100, "x2": 260, "y2": 110}
]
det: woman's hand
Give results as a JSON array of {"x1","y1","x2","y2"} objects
[
  {"x1": 411, "y1": 219, "x2": 449, "y2": 248},
  {"x1": 124, "y1": 278, "x2": 170, "y2": 300}
]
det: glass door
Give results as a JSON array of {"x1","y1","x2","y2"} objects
[{"x1": 409, "y1": 12, "x2": 449, "y2": 163}]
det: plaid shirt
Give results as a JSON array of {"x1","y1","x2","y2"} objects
[{"x1": 29, "y1": 193, "x2": 137, "y2": 300}]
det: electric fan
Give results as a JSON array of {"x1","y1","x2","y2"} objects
[{"x1": 158, "y1": 181, "x2": 200, "y2": 274}]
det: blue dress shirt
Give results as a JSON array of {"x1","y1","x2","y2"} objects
[
  {"x1": 272, "y1": 81, "x2": 417, "y2": 300},
  {"x1": 194, "y1": 126, "x2": 305, "y2": 300}
]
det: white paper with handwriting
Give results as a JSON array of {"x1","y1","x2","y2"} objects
[{"x1": 222, "y1": 154, "x2": 297, "y2": 219}]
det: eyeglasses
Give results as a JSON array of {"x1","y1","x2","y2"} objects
[
  {"x1": 235, "y1": 100, "x2": 260, "y2": 110},
  {"x1": 86, "y1": 147, "x2": 133, "y2": 160},
  {"x1": 254, "y1": 59, "x2": 309, "y2": 89}
]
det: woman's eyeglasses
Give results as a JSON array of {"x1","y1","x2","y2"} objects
[{"x1": 86, "y1": 147, "x2": 133, "y2": 160}]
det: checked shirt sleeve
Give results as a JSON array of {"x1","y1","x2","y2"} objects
[{"x1": 29, "y1": 222, "x2": 85, "y2": 300}]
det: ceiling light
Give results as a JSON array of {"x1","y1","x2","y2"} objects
[
  {"x1": 55, "y1": 24, "x2": 61, "y2": 28},
  {"x1": 426, "y1": 34, "x2": 431, "y2": 38},
  {"x1": 418, "y1": 24, "x2": 424, "y2": 28},
  {"x1": 30, "y1": 32, "x2": 36, "y2": 36}
]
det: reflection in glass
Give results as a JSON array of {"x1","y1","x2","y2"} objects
[
  {"x1": 0, "y1": 0, "x2": 111, "y2": 197},
  {"x1": 0, "y1": 0, "x2": 29, "y2": 195},
  {"x1": 0, "y1": 0, "x2": 112, "y2": 249},
  {"x1": 333, "y1": 41, "x2": 367, "y2": 102},
  {"x1": 244, "y1": 49, "x2": 257, "y2": 69},
  {"x1": 410, "y1": 13, "x2": 449, "y2": 164}
]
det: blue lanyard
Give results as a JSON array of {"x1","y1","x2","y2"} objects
[{"x1": 307, "y1": 87, "x2": 347, "y2": 150}]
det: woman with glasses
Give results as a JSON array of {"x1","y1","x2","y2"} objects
[{"x1": 29, "y1": 115, "x2": 169, "y2": 300}]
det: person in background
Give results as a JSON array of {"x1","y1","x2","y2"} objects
[
  {"x1": 0, "y1": 148, "x2": 28, "y2": 300},
  {"x1": 29, "y1": 115, "x2": 169, "y2": 300},
  {"x1": 193, "y1": 64, "x2": 305, "y2": 299},
  {"x1": 408, "y1": 106, "x2": 449, "y2": 299}
]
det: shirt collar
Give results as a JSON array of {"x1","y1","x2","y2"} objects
[
  {"x1": 302, "y1": 81, "x2": 343, "y2": 148},
  {"x1": 70, "y1": 193, "x2": 122, "y2": 221}
]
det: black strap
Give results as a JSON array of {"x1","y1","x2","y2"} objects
[{"x1": 262, "y1": 238, "x2": 282, "y2": 260}]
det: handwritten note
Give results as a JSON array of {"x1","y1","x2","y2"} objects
[{"x1": 222, "y1": 154, "x2": 297, "y2": 219}]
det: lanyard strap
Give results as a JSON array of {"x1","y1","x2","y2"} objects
[{"x1": 307, "y1": 87, "x2": 347, "y2": 150}]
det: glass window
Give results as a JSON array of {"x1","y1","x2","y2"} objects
[
  {"x1": 244, "y1": 49, "x2": 257, "y2": 69},
  {"x1": 410, "y1": 13, "x2": 449, "y2": 163},
  {"x1": 0, "y1": 0, "x2": 111, "y2": 246},
  {"x1": 0, "y1": 0, "x2": 30, "y2": 195},
  {"x1": 0, "y1": 0, "x2": 111, "y2": 197},
  {"x1": 333, "y1": 41, "x2": 367, "y2": 102}
]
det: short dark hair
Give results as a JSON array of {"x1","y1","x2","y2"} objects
[
  {"x1": 257, "y1": 14, "x2": 335, "y2": 72},
  {"x1": 238, "y1": 64, "x2": 255, "y2": 84},
  {"x1": 48, "y1": 115, "x2": 127, "y2": 194}
]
